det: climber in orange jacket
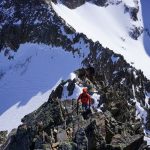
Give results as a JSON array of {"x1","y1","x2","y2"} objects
[{"x1": 77, "y1": 88, "x2": 91, "y2": 111}]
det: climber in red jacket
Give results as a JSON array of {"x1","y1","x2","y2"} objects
[{"x1": 77, "y1": 87, "x2": 91, "y2": 111}]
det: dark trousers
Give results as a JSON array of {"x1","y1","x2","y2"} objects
[{"x1": 82, "y1": 103, "x2": 88, "y2": 111}]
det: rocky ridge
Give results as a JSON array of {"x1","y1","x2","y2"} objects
[
  {"x1": 1, "y1": 67, "x2": 150, "y2": 150},
  {"x1": 0, "y1": 0, "x2": 150, "y2": 149}
]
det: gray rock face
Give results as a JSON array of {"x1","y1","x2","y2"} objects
[
  {"x1": 74, "y1": 128, "x2": 88, "y2": 150},
  {"x1": 124, "y1": 4, "x2": 139, "y2": 21},
  {"x1": 8, "y1": 125, "x2": 31, "y2": 150},
  {"x1": 111, "y1": 134, "x2": 144, "y2": 150},
  {"x1": 0, "y1": 131, "x2": 7, "y2": 146},
  {"x1": 22, "y1": 98, "x2": 65, "y2": 128},
  {"x1": 58, "y1": 142, "x2": 77, "y2": 150},
  {"x1": 85, "y1": 118, "x2": 106, "y2": 149},
  {"x1": 52, "y1": 0, "x2": 122, "y2": 8},
  {"x1": 129, "y1": 26, "x2": 144, "y2": 40},
  {"x1": 88, "y1": 0, "x2": 108, "y2": 7},
  {"x1": 61, "y1": 0, "x2": 85, "y2": 9}
]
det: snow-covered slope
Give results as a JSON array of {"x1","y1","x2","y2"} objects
[
  {"x1": 52, "y1": 0, "x2": 150, "y2": 78},
  {"x1": 0, "y1": 43, "x2": 88, "y2": 132}
]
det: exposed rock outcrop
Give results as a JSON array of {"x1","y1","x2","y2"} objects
[
  {"x1": 129, "y1": 26, "x2": 144, "y2": 40},
  {"x1": 53, "y1": 0, "x2": 86, "y2": 9},
  {"x1": 124, "y1": 4, "x2": 139, "y2": 21},
  {"x1": 2, "y1": 67, "x2": 149, "y2": 150},
  {"x1": 0, "y1": 131, "x2": 7, "y2": 146},
  {"x1": 52, "y1": 0, "x2": 122, "y2": 8}
]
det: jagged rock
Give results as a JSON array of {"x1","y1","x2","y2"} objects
[
  {"x1": 34, "y1": 135, "x2": 45, "y2": 149},
  {"x1": 57, "y1": 128, "x2": 68, "y2": 142},
  {"x1": 111, "y1": 134, "x2": 144, "y2": 150},
  {"x1": 88, "y1": 0, "x2": 108, "y2": 7},
  {"x1": 145, "y1": 81, "x2": 150, "y2": 93},
  {"x1": 111, "y1": 134, "x2": 126, "y2": 146},
  {"x1": 50, "y1": 84, "x2": 64, "y2": 99},
  {"x1": 22, "y1": 98, "x2": 64, "y2": 128},
  {"x1": 85, "y1": 118, "x2": 106, "y2": 149},
  {"x1": 129, "y1": 26, "x2": 144, "y2": 40},
  {"x1": 4, "y1": 124, "x2": 31, "y2": 150},
  {"x1": 58, "y1": 142, "x2": 77, "y2": 150},
  {"x1": 2, "y1": 98, "x2": 66, "y2": 150},
  {"x1": 132, "y1": 121, "x2": 143, "y2": 134},
  {"x1": 60, "y1": 0, "x2": 85, "y2": 9},
  {"x1": 67, "y1": 79, "x2": 76, "y2": 96},
  {"x1": 33, "y1": 130, "x2": 51, "y2": 150},
  {"x1": 74, "y1": 128, "x2": 88, "y2": 150},
  {"x1": 2, "y1": 84, "x2": 147, "y2": 150},
  {"x1": 146, "y1": 109, "x2": 150, "y2": 130},
  {"x1": 124, "y1": 5, "x2": 139, "y2": 21},
  {"x1": 0, "y1": 131, "x2": 7, "y2": 146},
  {"x1": 53, "y1": 0, "x2": 122, "y2": 8},
  {"x1": 0, "y1": 129, "x2": 17, "y2": 150}
]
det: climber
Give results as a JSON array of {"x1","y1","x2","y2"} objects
[{"x1": 77, "y1": 87, "x2": 91, "y2": 112}]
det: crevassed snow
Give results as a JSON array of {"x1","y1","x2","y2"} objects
[
  {"x1": 0, "y1": 43, "x2": 88, "y2": 132},
  {"x1": 52, "y1": 1, "x2": 150, "y2": 79}
]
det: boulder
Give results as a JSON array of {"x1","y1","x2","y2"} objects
[{"x1": 111, "y1": 134, "x2": 144, "y2": 150}]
